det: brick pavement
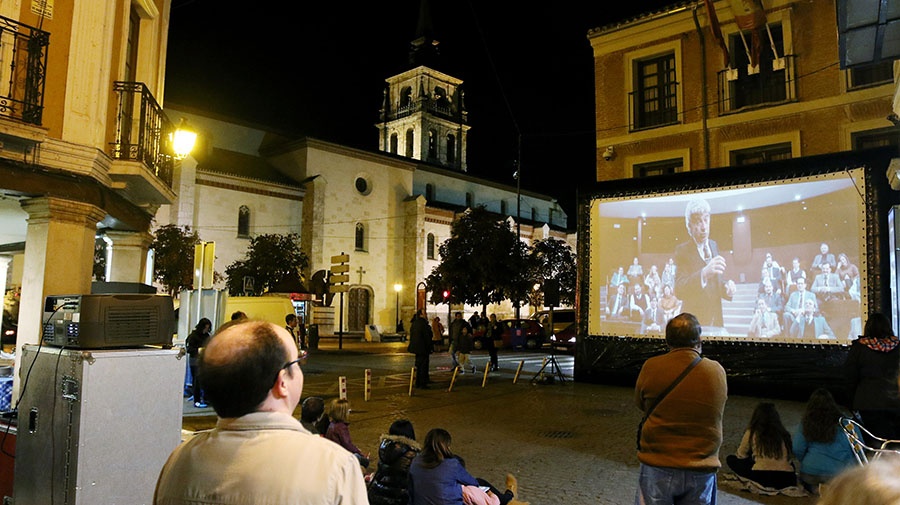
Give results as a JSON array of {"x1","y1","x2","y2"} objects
[{"x1": 183, "y1": 338, "x2": 821, "y2": 505}]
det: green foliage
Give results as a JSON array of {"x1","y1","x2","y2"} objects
[
  {"x1": 424, "y1": 206, "x2": 530, "y2": 308},
  {"x1": 224, "y1": 233, "x2": 309, "y2": 296},
  {"x1": 150, "y1": 225, "x2": 200, "y2": 295},
  {"x1": 528, "y1": 238, "x2": 577, "y2": 307}
]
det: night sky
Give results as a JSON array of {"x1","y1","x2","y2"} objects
[{"x1": 164, "y1": 0, "x2": 678, "y2": 220}]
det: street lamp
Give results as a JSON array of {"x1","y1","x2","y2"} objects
[
  {"x1": 394, "y1": 283, "x2": 403, "y2": 332},
  {"x1": 173, "y1": 118, "x2": 197, "y2": 160}
]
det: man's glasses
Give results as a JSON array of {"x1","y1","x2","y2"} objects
[{"x1": 282, "y1": 349, "x2": 309, "y2": 371}]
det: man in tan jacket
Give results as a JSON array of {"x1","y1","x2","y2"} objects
[{"x1": 634, "y1": 313, "x2": 728, "y2": 505}]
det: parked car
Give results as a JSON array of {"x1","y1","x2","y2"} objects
[
  {"x1": 499, "y1": 318, "x2": 545, "y2": 350},
  {"x1": 549, "y1": 322, "x2": 577, "y2": 353},
  {"x1": 531, "y1": 308, "x2": 575, "y2": 336}
]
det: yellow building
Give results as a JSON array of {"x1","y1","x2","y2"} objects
[
  {"x1": 0, "y1": 0, "x2": 177, "y2": 394},
  {"x1": 588, "y1": 0, "x2": 895, "y2": 182}
]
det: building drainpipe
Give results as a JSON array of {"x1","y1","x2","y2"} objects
[{"x1": 692, "y1": 5, "x2": 711, "y2": 170}]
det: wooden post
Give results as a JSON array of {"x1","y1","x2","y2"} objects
[
  {"x1": 365, "y1": 368, "x2": 371, "y2": 401},
  {"x1": 448, "y1": 366, "x2": 460, "y2": 392},
  {"x1": 408, "y1": 367, "x2": 416, "y2": 396},
  {"x1": 513, "y1": 360, "x2": 525, "y2": 384},
  {"x1": 481, "y1": 361, "x2": 490, "y2": 388},
  {"x1": 339, "y1": 376, "x2": 347, "y2": 400}
]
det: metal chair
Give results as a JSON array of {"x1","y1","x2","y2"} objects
[{"x1": 839, "y1": 416, "x2": 900, "y2": 465}]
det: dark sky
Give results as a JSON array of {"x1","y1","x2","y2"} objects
[{"x1": 164, "y1": 1, "x2": 676, "y2": 220}]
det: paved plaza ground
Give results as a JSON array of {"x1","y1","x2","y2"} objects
[{"x1": 183, "y1": 338, "x2": 822, "y2": 505}]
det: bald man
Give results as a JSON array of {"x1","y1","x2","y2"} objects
[{"x1": 154, "y1": 321, "x2": 369, "y2": 504}]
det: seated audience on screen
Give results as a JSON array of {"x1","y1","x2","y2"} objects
[
  {"x1": 811, "y1": 262, "x2": 845, "y2": 301},
  {"x1": 640, "y1": 297, "x2": 665, "y2": 335},
  {"x1": 811, "y1": 243, "x2": 836, "y2": 275},
  {"x1": 661, "y1": 258, "x2": 676, "y2": 291},
  {"x1": 784, "y1": 277, "x2": 819, "y2": 331},
  {"x1": 749, "y1": 298, "x2": 782, "y2": 338},
  {"x1": 835, "y1": 253, "x2": 859, "y2": 292},
  {"x1": 849, "y1": 275, "x2": 860, "y2": 302},
  {"x1": 790, "y1": 299, "x2": 835, "y2": 340},
  {"x1": 606, "y1": 283, "x2": 628, "y2": 320},
  {"x1": 627, "y1": 257, "x2": 644, "y2": 287},
  {"x1": 644, "y1": 264, "x2": 662, "y2": 299},
  {"x1": 759, "y1": 279, "x2": 784, "y2": 319},
  {"x1": 610, "y1": 266, "x2": 629, "y2": 289},
  {"x1": 659, "y1": 284, "x2": 682, "y2": 322},
  {"x1": 761, "y1": 252, "x2": 785, "y2": 295},
  {"x1": 629, "y1": 283, "x2": 651, "y2": 323},
  {"x1": 785, "y1": 257, "x2": 807, "y2": 295}
]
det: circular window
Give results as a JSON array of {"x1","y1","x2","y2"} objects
[{"x1": 355, "y1": 177, "x2": 371, "y2": 195}]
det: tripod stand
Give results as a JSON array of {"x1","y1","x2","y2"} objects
[{"x1": 531, "y1": 348, "x2": 567, "y2": 384}]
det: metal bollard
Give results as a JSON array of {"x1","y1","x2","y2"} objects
[
  {"x1": 365, "y1": 368, "x2": 371, "y2": 401},
  {"x1": 339, "y1": 376, "x2": 347, "y2": 400}
]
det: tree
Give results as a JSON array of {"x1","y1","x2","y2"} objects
[
  {"x1": 424, "y1": 206, "x2": 529, "y2": 310},
  {"x1": 528, "y1": 238, "x2": 577, "y2": 307},
  {"x1": 224, "y1": 233, "x2": 309, "y2": 296},
  {"x1": 150, "y1": 225, "x2": 200, "y2": 295}
]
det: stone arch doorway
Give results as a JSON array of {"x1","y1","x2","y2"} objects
[{"x1": 348, "y1": 286, "x2": 372, "y2": 332}]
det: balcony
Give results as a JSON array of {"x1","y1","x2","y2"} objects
[
  {"x1": 718, "y1": 55, "x2": 797, "y2": 115},
  {"x1": 628, "y1": 81, "x2": 680, "y2": 131},
  {"x1": 0, "y1": 15, "x2": 49, "y2": 127},
  {"x1": 109, "y1": 81, "x2": 177, "y2": 205}
]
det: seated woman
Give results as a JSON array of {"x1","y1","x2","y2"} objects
[
  {"x1": 408, "y1": 428, "x2": 519, "y2": 505},
  {"x1": 658, "y1": 284, "x2": 681, "y2": 322},
  {"x1": 325, "y1": 398, "x2": 370, "y2": 469},
  {"x1": 725, "y1": 402, "x2": 798, "y2": 490},
  {"x1": 368, "y1": 419, "x2": 420, "y2": 505},
  {"x1": 792, "y1": 388, "x2": 859, "y2": 494}
]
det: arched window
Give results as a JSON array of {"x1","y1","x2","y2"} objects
[
  {"x1": 238, "y1": 205, "x2": 250, "y2": 238},
  {"x1": 400, "y1": 86, "x2": 413, "y2": 108},
  {"x1": 428, "y1": 129, "x2": 437, "y2": 159},
  {"x1": 427, "y1": 233, "x2": 436, "y2": 259},
  {"x1": 425, "y1": 183, "x2": 435, "y2": 201},
  {"x1": 355, "y1": 222, "x2": 366, "y2": 251},
  {"x1": 446, "y1": 134, "x2": 456, "y2": 164},
  {"x1": 405, "y1": 129, "x2": 414, "y2": 157},
  {"x1": 390, "y1": 133, "x2": 398, "y2": 154}
]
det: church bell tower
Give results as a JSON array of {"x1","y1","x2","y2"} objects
[{"x1": 376, "y1": 0, "x2": 469, "y2": 171}]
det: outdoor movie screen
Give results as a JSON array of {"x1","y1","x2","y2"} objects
[{"x1": 587, "y1": 168, "x2": 867, "y2": 344}]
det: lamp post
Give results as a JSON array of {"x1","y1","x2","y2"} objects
[
  {"x1": 173, "y1": 118, "x2": 197, "y2": 160},
  {"x1": 394, "y1": 283, "x2": 403, "y2": 332}
]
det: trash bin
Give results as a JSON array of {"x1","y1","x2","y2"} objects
[{"x1": 308, "y1": 324, "x2": 319, "y2": 350}]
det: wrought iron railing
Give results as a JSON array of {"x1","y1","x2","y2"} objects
[
  {"x1": 717, "y1": 54, "x2": 797, "y2": 115},
  {"x1": 0, "y1": 15, "x2": 49, "y2": 125},
  {"x1": 110, "y1": 81, "x2": 174, "y2": 187}
]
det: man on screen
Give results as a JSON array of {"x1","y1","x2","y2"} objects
[{"x1": 675, "y1": 199, "x2": 736, "y2": 331}]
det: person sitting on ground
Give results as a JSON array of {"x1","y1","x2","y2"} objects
[
  {"x1": 792, "y1": 388, "x2": 859, "y2": 495},
  {"x1": 367, "y1": 419, "x2": 421, "y2": 505},
  {"x1": 153, "y1": 320, "x2": 368, "y2": 504},
  {"x1": 408, "y1": 428, "x2": 521, "y2": 505},
  {"x1": 325, "y1": 397, "x2": 370, "y2": 469},
  {"x1": 725, "y1": 402, "x2": 798, "y2": 490},
  {"x1": 300, "y1": 396, "x2": 328, "y2": 435}
]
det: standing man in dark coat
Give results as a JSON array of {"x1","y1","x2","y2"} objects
[
  {"x1": 674, "y1": 198, "x2": 736, "y2": 333},
  {"x1": 408, "y1": 309, "x2": 432, "y2": 389}
]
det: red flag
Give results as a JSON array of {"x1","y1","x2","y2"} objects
[
  {"x1": 730, "y1": 0, "x2": 767, "y2": 68},
  {"x1": 704, "y1": 0, "x2": 731, "y2": 68}
]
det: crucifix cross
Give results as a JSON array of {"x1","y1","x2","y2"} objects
[{"x1": 356, "y1": 266, "x2": 366, "y2": 284}]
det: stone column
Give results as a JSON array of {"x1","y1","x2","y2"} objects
[
  {"x1": 104, "y1": 230, "x2": 153, "y2": 283},
  {"x1": 0, "y1": 255, "x2": 10, "y2": 344},
  {"x1": 14, "y1": 197, "x2": 106, "y2": 399}
]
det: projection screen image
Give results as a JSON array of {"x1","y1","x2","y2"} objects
[{"x1": 588, "y1": 169, "x2": 866, "y2": 344}]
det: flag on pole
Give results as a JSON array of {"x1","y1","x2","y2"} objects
[
  {"x1": 703, "y1": 0, "x2": 731, "y2": 68},
  {"x1": 730, "y1": 0, "x2": 767, "y2": 68}
]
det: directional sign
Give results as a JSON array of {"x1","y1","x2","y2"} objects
[
  {"x1": 331, "y1": 254, "x2": 350, "y2": 264},
  {"x1": 330, "y1": 274, "x2": 350, "y2": 284},
  {"x1": 331, "y1": 264, "x2": 350, "y2": 273},
  {"x1": 329, "y1": 284, "x2": 349, "y2": 293}
]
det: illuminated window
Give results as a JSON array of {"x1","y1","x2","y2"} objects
[
  {"x1": 238, "y1": 206, "x2": 250, "y2": 238},
  {"x1": 427, "y1": 233, "x2": 436, "y2": 259}
]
